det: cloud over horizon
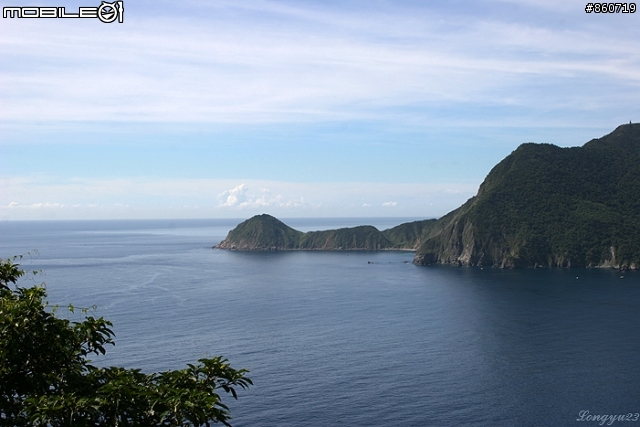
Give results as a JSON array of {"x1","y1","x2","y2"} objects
[
  {"x1": 217, "y1": 183, "x2": 315, "y2": 209},
  {"x1": 0, "y1": 177, "x2": 478, "y2": 220},
  {"x1": 2, "y1": 1, "x2": 638, "y2": 220}
]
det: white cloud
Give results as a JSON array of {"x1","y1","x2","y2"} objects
[
  {"x1": 217, "y1": 183, "x2": 312, "y2": 209},
  {"x1": 1, "y1": 2, "x2": 638, "y2": 127},
  {"x1": 0, "y1": 177, "x2": 478, "y2": 220},
  {"x1": 4, "y1": 202, "x2": 65, "y2": 209},
  {"x1": 217, "y1": 183, "x2": 249, "y2": 207}
]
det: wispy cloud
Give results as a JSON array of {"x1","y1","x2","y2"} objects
[
  {"x1": 1, "y1": 1, "x2": 638, "y2": 127},
  {"x1": 2, "y1": 1, "x2": 638, "y2": 220},
  {"x1": 0, "y1": 177, "x2": 477, "y2": 220}
]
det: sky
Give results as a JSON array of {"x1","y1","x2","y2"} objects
[{"x1": 1, "y1": 0, "x2": 639, "y2": 220}]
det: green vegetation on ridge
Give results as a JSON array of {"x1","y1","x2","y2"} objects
[
  {"x1": 215, "y1": 215, "x2": 429, "y2": 251},
  {"x1": 216, "y1": 124, "x2": 640, "y2": 268},
  {"x1": 215, "y1": 214, "x2": 303, "y2": 250},
  {"x1": 300, "y1": 226, "x2": 393, "y2": 250},
  {"x1": 382, "y1": 219, "x2": 438, "y2": 249},
  {"x1": 414, "y1": 123, "x2": 640, "y2": 268}
]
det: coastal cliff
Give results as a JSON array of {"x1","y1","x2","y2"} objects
[
  {"x1": 414, "y1": 123, "x2": 640, "y2": 268},
  {"x1": 214, "y1": 214, "x2": 303, "y2": 250},
  {"x1": 215, "y1": 124, "x2": 640, "y2": 268},
  {"x1": 214, "y1": 215, "x2": 401, "y2": 251}
]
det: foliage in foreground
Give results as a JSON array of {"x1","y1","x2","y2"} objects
[{"x1": 0, "y1": 256, "x2": 252, "y2": 426}]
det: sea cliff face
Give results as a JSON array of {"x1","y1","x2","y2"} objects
[
  {"x1": 216, "y1": 124, "x2": 640, "y2": 268},
  {"x1": 413, "y1": 123, "x2": 640, "y2": 269}
]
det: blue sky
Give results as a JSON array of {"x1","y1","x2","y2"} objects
[{"x1": 1, "y1": 0, "x2": 639, "y2": 220}]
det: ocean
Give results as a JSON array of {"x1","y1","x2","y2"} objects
[{"x1": 1, "y1": 218, "x2": 640, "y2": 426}]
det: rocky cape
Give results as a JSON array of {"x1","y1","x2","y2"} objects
[
  {"x1": 213, "y1": 214, "x2": 427, "y2": 251},
  {"x1": 215, "y1": 124, "x2": 640, "y2": 269}
]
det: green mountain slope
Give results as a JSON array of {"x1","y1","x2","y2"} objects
[
  {"x1": 214, "y1": 214, "x2": 303, "y2": 250},
  {"x1": 299, "y1": 226, "x2": 394, "y2": 250},
  {"x1": 414, "y1": 123, "x2": 640, "y2": 268},
  {"x1": 215, "y1": 215, "x2": 399, "y2": 250},
  {"x1": 382, "y1": 219, "x2": 438, "y2": 249},
  {"x1": 216, "y1": 124, "x2": 640, "y2": 268}
]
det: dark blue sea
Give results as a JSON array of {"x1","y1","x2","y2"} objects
[{"x1": 2, "y1": 218, "x2": 640, "y2": 427}]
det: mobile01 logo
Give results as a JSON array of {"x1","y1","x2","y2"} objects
[{"x1": 3, "y1": 1, "x2": 124, "y2": 23}]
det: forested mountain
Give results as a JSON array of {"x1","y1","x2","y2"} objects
[
  {"x1": 414, "y1": 123, "x2": 640, "y2": 268},
  {"x1": 214, "y1": 214, "x2": 397, "y2": 250},
  {"x1": 214, "y1": 214, "x2": 303, "y2": 250},
  {"x1": 216, "y1": 124, "x2": 640, "y2": 268}
]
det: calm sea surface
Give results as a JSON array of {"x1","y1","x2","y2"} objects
[{"x1": 1, "y1": 218, "x2": 640, "y2": 427}]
